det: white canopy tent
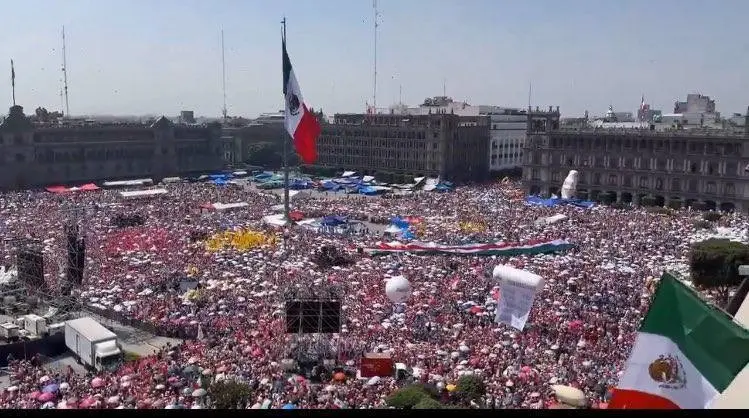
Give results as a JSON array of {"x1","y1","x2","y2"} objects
[{"x1": 119, "y1": 188, "x2": 167, "y2": 200}]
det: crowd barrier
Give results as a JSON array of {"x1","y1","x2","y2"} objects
[
  {"x1": 85, "y1": 306, "x2": 198, "y2": 340},
  {"x1": 0, "y1": 332, "x2": 67, "y2": 368}
]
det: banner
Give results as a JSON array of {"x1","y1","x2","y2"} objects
[
  {"x1": 495, "y1": 280, "x2": 539, "y2": 331},
  {"x1": 360, "y1": 354, "x2": 394, "y2": 378},
  {"x1": 364, "y1": 239, "x2": 573, "y2": 257},
  {"x1": 493, "y1": 265, "x2": 544, "y2": 331}
]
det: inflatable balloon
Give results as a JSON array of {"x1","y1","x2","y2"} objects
[
  {"x1": 385, "y1": 276, "x2": 411, "y2": 303},
  {"x1": 560, "y1": 170, "x2": 579, "y2": 199}
]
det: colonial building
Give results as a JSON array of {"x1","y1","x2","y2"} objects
[
  {"x1": 312, "y1": 112, "x2": 490, "y2": 183},
  {"x1": 0, "y1": 105, "x2": 223, "y2": 190},
  {"x1": 523, "y1": 106, "x2": 749, "y2": 212}
]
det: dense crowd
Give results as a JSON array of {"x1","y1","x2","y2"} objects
[{"x1": 0, "y1": 180, "x2": 745, "y2": 409}]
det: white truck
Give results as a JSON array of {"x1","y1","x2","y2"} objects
[{"x1": 64, "y1": 317, "x2": 123, "y2": 372}]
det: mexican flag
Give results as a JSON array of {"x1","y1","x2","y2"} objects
[
  {"x1": 363, "y1": 238, "x2": 573, "y2": 257},
  {"x1": 282, "y1": 37, "x2": 321, "y2": 164},
  {"x1": 609, "y1": 272, "x2": 749, "y2": 409}
]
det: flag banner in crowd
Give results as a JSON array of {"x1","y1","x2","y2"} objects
[
  {"x1": 282, "y1": 36, "x2": 321, "y2": 164},
  {"x1": 205, "y1": 230, "x2": 278, "y2": 252},
  {"x1": 609, "y1": 272, "x2": 749, "y2": 409},
  {"x1": 363, "y1": 239, "x2": 574, "y2": 257},
  {"x1": 493, "y1": 265, "x2": 544, "y2": 331}
]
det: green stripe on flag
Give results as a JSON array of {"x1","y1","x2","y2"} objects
[{"x1": 641, "y1": 272, "x2": 749, "y2": 392}]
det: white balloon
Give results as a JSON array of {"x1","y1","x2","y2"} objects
[{"x1": 385, "y1": 276, "x2": 411, "y2": 303}]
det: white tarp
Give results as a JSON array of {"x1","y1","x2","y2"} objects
[
  {"x1": 493, "y1": 265, "x2": 544, "y2": 331},
  {"x1": 161, "y1": 177, "x2": 182, "y2": 184},
  {"x1": 211, "y1": 202, "x2": 249, "y2": 211},
  {"x1": 119, "y1": 188, "x2": 167, "y2": 199},
  {"x1": 262, "y1": 214, "x2": 288, "y2": 227},
  {"x1": 103, "y1": 178, "x2": 154, "y2": 188},
  {"x1": 342, "y1": 171, "x2": 356, "y2": 177},
  {"x1": 535, "y1": 214, "x2": 568, "y2": 226}
]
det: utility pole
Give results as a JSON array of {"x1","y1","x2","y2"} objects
[{"x1": 62, "y1": 26, "x2": 70, "y2": 117}]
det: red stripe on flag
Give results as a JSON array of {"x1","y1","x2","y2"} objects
[
  {"x1": 293, "y1": 104, "x2": 321, "y2": 164},
  {"x1": 608, "y1": 388, "x2": 680, "y2": 409}
]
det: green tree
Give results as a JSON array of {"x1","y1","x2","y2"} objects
[
  {"x1": 385, "y1": 384, "x2": 432, "y2": 409},
  {"x1": 689, "y1": 239, "x2": 749, "y2": 307},
  {"x1": 455, "y1": 375, "x2": 486, "y2": 403},
  {"x1": 208, "y1": 380, "x2": 252, "y2": 409},
  {"x1": 413, "y1": 397, "x2": 444, "y2": 409}
]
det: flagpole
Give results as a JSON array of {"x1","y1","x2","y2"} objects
[
  {"x1": 281, "y1": 17, "x2": 290, "y2": 222},
  {"x1": 11, "y1": 59, "x2": 16, "y2": 106}
]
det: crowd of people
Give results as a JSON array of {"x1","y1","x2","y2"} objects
[{"x1": 0, "y1": 179, "x2": 744, "y2": 409}]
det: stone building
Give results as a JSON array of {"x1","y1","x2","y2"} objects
[
  {"x1": 0, "y1": 105, "x2": 223, "y2": 190},
  {"x1": 522, "y1": 107, "x2": 749, "y2": 212},
  {"x1": 311, "y1": 112, "x2": 490, "y2": 183}
]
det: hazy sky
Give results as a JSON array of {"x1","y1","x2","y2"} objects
[{"x1": 1, "y1": 0, "x2": 748, "y2": 118}]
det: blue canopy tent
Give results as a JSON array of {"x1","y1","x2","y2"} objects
[
  {"x1": 289, "y1": 179, "x2": 311, "y2": 190},
  {"x1": 358, "y1": 186, "x2": 378, "y2": 195},
  {"x1": 212, "y1": 178, "x2": 228, "y2": 186},
  {"x1": 434, "y1": 183, "x2": 452, "y2": 192},
  {"x1": 282, "y1": 404, "x2": 297, "y2": 410},
  {"x1": 525, "y1": 196, "x2": 595, "y2": 209},
  {"x1": 209, "y1": 173, "x2": 232, "y2": 180},
  {"x1": 390, "y1": 217, "x2": 411, "y2": 230},
  {"x1": 321, "y1": 216, "x2": 348, "y2": 227},
  {"x1": 321, "y1": 180, "x2": 342, "y2": 191}
]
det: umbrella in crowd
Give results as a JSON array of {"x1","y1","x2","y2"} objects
[{"x1": 0, "y1": 180, "x2": 745, "y2": 409}]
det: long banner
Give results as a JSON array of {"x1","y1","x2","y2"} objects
[{"x1": 363, "y1": 239, "x2": 573, "y2": 257}]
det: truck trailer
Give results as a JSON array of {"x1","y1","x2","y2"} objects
[{"x1": 64, "y1": 317, "x2": 123, "y2": 372}]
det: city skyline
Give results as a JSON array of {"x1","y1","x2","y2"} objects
[{"x1": 1, "y1": 0, "x2": 748, "y2": 118}]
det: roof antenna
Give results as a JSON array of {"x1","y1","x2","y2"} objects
[
  {"x1": 373, "y1": 0, "x2": 381, "y2": 112},
  {"x1": 221, "y1": 29, "x2": 228, "y2": 121},
  {"x1": 62, "y1": 26, "x2": 70, "y2": 118}
]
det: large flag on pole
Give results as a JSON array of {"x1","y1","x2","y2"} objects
[
  {"x1": 282, "y1": 38, "x2": 320, "y2": 164},
  {"x1": 609, "y1": 272, "x2": 749, "y2": 409}
]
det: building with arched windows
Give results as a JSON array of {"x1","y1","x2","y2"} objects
[
  {"x1": 523, "y1": 106, "x2": 749, "y2": 213},
  {"x1": 0, "y1": 105, "x2": 223, "y2": 190}
]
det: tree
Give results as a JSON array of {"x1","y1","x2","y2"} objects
[
  {"x1": 455, "y1": 375, "x2": 486, "y2": 403},
  {"x1": 667, "y1": 200, "x2": 682, "y2": 210},
  {"x1": 413, "y1": 397, "x2": 444, "y2": 409},
  {"x1": 208, "y1": 380, "x2": 252, "y2": 409},
  {"x1": 689, "y1": 239, "x2": 749, "y2": 307},
  {"x1": 386, "y1": 384, "x2": 433, "y2": 409}
]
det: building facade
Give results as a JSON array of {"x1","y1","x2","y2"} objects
[
  {"x1": 389, "y1": 97, "x2": 527, "y2": 171},
  {"x1": 522, "y1": 108, "x2": 749, "y2": 212},
  {"x1": 0, "y1": 105, "x2": 223, "y2": 190},
  {"x1": 312, "y1": 113, "x2": 489, "y2": 183}
]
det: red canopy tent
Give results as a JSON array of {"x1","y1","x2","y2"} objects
[{"x1": 45, "y1": 183, "x2": 100, "y2": 194}]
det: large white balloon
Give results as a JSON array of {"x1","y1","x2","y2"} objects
[
  {"x1": 385, "y1": 276, "x2": 411, "y2": 303},
  {"x1": 560, "y1": 170, "x2": 579, "y2": 199}
]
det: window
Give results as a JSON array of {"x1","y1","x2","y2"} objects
[
  {"x1": 671, "y1": 178, "x2": 681, "y2": 191},
  {"x1": 608, "y1": 174, "x2": 617, "y2": 185},
  {"x1": 655, "y1": 178, "x2": 664, "y2": 190},
  {"x1": 706, "y1": 182, "x2": 716, "y2": 194},
  {"x1": 726, "y1": 183, "x2": 736, "y2": 195},
  {"x1": 639, "y1": 176, "x2": 649, "y2": 188}
]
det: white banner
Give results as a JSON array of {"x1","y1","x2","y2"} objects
[{"x1": 495, "y1": 280, "x2": 539, "y2": 331}]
